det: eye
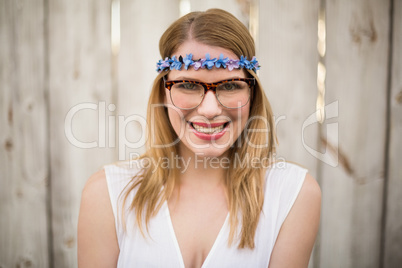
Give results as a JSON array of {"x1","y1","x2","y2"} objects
[
  {"x1": 219, "y1": 82, "x2": 240, "y2": 91},
  {"x1": 176, "y1": 82, "x2": 198, "y2": 90}
]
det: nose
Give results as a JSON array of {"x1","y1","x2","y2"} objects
[{"x1": 196, "y1": 90, "x2": 222, "y2": 118}]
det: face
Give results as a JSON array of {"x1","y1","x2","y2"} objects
[{"x1": 165, "y1": 40, "x2": 251, "y2": 158}]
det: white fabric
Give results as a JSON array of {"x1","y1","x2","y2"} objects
[{"x1": 104, "y1": 161, "x2": 307, "y2": 268}]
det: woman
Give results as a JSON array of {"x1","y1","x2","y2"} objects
[{"x1": 78, "y1": 9, "x2": 321, "y2": 268}]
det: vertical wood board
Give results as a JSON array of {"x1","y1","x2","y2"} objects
[
  {"x1": 188, "y1": 0, "x2": 249, "y2": 26},
  {"x1": 117, "y1": 0, "x2": 180, "y2": 160},
  {"x1": 48, "y1": 0, "x2": 115, "y2": 267},
  {"x1": 384, "y1": 0, "x2": 402, "y2": 266},
  {"x1": 259, "y1": 1, "x2": 320, "y2": 267},
  {"x1": 258, "y1": 0, "x2": 320, "y2": 177},
  {"x1": 320, "y1": 0, "x2": 390, "y2": 267},
  {"x1": 0, "y1": 0, "x2": 49, "y2": 267}
]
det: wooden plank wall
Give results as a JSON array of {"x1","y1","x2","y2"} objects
[
  {"x1": 47, "y1": 0, "x2": 115, "y2": 267},
  {"x1": 0, "y1": 0, "x2": 400, "y2": 267},
  {"x1": 0, "y1": 0, "x2": 49, "y2": 267},
  {"x1": 258, "y1": 2, "x2": 320, "y2": 267},
  {"x1": 258, "y1": 0, "x2": 320, "y2": 180},
  {"x1": 117, "y1": 0, "x2": 179, "y2": 160},
  {"x1": 321, "y1": 1, "x2": 391, "y2": 267}
]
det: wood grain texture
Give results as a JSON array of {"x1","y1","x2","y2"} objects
[
  {"x1": 117, "y1": 0, "x2": 180, "y2": 160},
  {"x1": 189, "y1": 0, "x2": 249, "y2": 26},
  {"x1": 47, "y1": 0, "x2": 115, "y2": 267},
  {"x1": 384, "y1": 0, "x2": 402, "y2": 266},
  {"x1": 0, "y1": 0, "x2": 49, "y2": 267},
  {"x1": 258, "y1": 0, "x2": 320, "y2": 176},
  {"x1": 258, "y1": 2, "x2": 320, "y2": 267},
  {"x1": 0, "y1": 1, "x2": 398, "y2": 267},
  {"x1": 320, "y1": 0, "x2": 390, "y2": 267}
]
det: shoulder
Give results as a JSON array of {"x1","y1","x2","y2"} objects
[
  {"x1": 291, "y1": 170, "x2": 321, "y2": 215},
  {"x1": 103, "y1": 160, "x2": 146, "y2": 182},
  {"x1": 267, "y1": 161, "x2": 321, "y2": 216},
  {"x1": 83, "y1": 169, "x2": 108, "y2": 196},
  {"x1": 79, "y1": 168, "x2": 113, "y2": 226},
  {"x1": 266, "y1": 161, "x2": 308, "y2": 183},
  {"x1": 78, "y1": 169, "x2": 120, "y2": 267},
  {"x1": 102, "y1": 160, "x2": 145, "y2": 202},
  {"x1": 292, "y1": 171, "x2": 321, "y2": 221},
  {"x1": 300, "y1": 172, "x2": 321, "y2": 203},
  {"x1": 264, "y1": 161, "x2": 320, "y2": 221},
  {"x1": 264, "y1": 162, "x2": 311, "y2": 204},
  {"x1": 268, "y1": 171, "x2": 321, "y2": 267}
]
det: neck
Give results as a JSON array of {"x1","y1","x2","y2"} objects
[{"x1": 176, "y1": 146, "x2": 228, "y2": 189}]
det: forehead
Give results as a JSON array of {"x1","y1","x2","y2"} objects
[
  {"x1": 168, "y1": 40, "x2": 247, "y2": 82},
  {"x1": 173, "y1": 40, "x2": 239, "y2": 60}
]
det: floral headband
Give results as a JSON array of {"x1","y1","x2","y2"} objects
[{"x1": 156, "y1": 53, "x2": 260, "y2": 73}]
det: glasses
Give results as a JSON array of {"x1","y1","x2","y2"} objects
[{"x1": 163, "y1": 77, "x2": 255, "y2": 110}]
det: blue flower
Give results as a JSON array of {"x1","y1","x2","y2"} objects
[
  {"x1": 215, "y1": 54, "x2": 229, "y2": 68},
  {"x1": 156, "y1": 61, "x2": 162, "y2": 72},
  {"x1": 183, "y1": 54, "x2": 194, "y2": 70},
  {"x1": 202, "y1": 53, "x2": 217, "y2": 70},
  {"x1": 227, "y1": 59, "x2": 240, "y2": 71},
  {"x1": 238, "y1": 56, "x2": 250, "y2": 69},
  {"x1": 156, "y1": 59, "x2": 164, "y2": 72},
  {"x1": 249, "y1": 56, "x2": 260, "y2": 71},
  {"x1": 170, "y1": 56, "x2": 182, "y2": 70},
  {"x1": 156, "y1": 57, "x2": 173, "y2": 72}
]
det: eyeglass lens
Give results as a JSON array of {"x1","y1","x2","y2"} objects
[{"x1": 170, "y1": 80, "x2": 250, "y2": 109}]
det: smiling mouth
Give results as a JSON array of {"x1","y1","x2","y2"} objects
[{"x1": 190, "y1": 122, "x2": 230, "y2": 134}]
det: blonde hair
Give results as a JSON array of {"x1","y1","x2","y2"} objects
[{"x1": 122, "y1": 9, "x2": 277, "y2": 249}]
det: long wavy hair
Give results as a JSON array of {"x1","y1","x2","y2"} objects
[{"x1": 121, "y1": 8, "x2": 277, "y2": 249}]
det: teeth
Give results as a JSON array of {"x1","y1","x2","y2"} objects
[{"x1": 192, "y1": 124, "x2": 225, "y2": 134}]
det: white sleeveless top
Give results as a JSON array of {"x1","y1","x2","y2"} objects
[{"x1": 104, "y1": 161, "x2": 307, "y2": 268}]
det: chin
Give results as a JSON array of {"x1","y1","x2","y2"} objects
[
  {"x1": 179, "y1": 141, "x2": 231, "y2": 159},
  {"x1": 193, "y1": 147, "x2": 229, "y2": 159}
]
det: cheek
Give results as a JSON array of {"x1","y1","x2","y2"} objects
[
  {"x1": 242, "y1": 105, "x2": 250, "y2": 124},
  {"x1": 230, "y1": 105, "x2": 250, "y2": 127},
  {"x1": 166, "y1": 105, "x2": 190, "y2": 138},
  {"x1": 167, "y1": 108, "x2": 182, "y2": 129}
]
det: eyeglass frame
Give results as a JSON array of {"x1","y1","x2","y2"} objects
[{"x1": 163, "y1": 76, "x2": 256, "y2": 110}]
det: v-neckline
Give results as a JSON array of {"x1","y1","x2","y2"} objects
[{"x1": 164, "y1": 201, "x2": 229, "y2": 268}]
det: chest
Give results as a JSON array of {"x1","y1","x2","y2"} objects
[
  {"x1": 117, "y1": 200, "x2": 274, "y2": 268},
  {"x1": 167, "y1": 190, "x2": 228, "y2": 268}
]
